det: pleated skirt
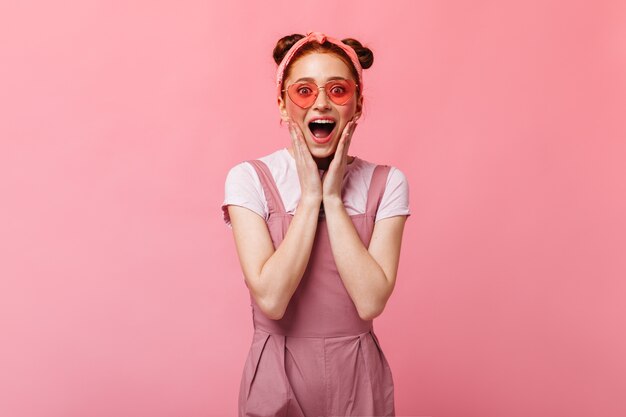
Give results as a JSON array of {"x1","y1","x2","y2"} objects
[{"x1": 238, "y1": 328, "x2": 395, "y2": 417}]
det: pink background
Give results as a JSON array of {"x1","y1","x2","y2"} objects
[{"x1": 1, "y1": 1, "x2": 625, "y2": 416}]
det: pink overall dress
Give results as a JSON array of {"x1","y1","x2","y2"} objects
[{"x1": 238, "y1": 159, "x2": 395, "y2": 417}]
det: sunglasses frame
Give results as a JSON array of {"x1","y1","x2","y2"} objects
[{"x1": 281, "y1": 78, "x2": 359, "y2": 109}]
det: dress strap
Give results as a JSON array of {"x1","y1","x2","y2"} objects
[
  {"x1": 365, "y1": 164, "x2": 391, "y2": 216},
  {"x1": 245, "y1": 159, "x2": 287, "y2": 216}
]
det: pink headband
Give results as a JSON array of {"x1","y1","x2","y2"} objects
[{"x1": 276, "y1": 31, "x2": 363, "y2": 99}]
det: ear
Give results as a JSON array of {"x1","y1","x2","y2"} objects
[{"x1": 277, "y1": 96, "x2": 289, "y2": 122}]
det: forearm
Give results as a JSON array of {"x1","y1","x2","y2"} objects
[
  {"x1": 258, "y1": 196, "x2": 321, "y2": 319},
  {"x1": 323, "y1": 196, "x2": 391, "y2": 320}
]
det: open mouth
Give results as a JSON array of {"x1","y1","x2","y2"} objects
[{"x1": 308, "y1": 120, "x2": 337, "y2": 140}]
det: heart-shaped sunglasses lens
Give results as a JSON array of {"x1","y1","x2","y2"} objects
[{"x1": 287, "y1": 79, "x2": 357, "y2": 108}]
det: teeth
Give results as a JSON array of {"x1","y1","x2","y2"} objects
[{"x1": 311, "y1": 120, "x2": 335, "y2": 124}]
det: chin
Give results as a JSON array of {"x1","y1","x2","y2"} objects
[
  {"x1": 306, "y1": 139, "x2": 338, "y2": 158},
  {"x1": 311, "y1": 149, "x2": 336, "y2": 160}
]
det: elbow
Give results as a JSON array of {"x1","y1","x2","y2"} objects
[
  {"x1": 266, "y1": 307, "x2": 286, "y2": 321},
  {"x1": 358, "y1": 310, "x2": 377, "y2": 321},
  {"x1": 357, "y1": 288, "x2": 392, "y2": 321},
  {"x1": 257, "y1": 296, "x2": 286, "y2": 321},
  {"x1": 357, "y1": 271, "x2": 395, "y2": 321},
  {"x1": 357, "y1": 301, "x2": 385, "y2": 321},
  {"x1": 247, "y1": 273, "x2": 287, "y2": 320}
]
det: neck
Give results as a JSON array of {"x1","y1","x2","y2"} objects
[
  {"x1": 287, "y1": 146, "x2": 354, "y2": 169},
  {"x1": 314, "y1": 155, "x2": 333, "y2": 171}
]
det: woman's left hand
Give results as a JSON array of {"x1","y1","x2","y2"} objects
[{"x1": 322, "y1": 119, "x2": 358, "y2": 201}]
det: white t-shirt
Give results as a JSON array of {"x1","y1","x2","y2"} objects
[{"x1": 221, "y1": 148, "x2": 410, "y2": 228}]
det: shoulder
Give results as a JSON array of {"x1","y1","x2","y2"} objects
[
  {"x1": 225, "y1": 160, "x2": 255, "y2": 183},
  {"x1": 225, "y1": 148, "x2": 288, "y2": 184},
  {"x1": 222, "y1": 149, "x2": 285, "y2": 228},
  {"x1": 386, "y1": 165, "x2": 409, "y2": 189},
  {"x1": 351, "y1": 156, "x2": 409, "y2": 188},
  {"x1": 352, "y1": 156, "x2": 410, "y2": 221},
  {"x1": 257, "y1": 147, "x2": 290, "y2": 166}
]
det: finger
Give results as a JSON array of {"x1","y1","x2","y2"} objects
[
  {"x1": 288, "y1": 120, "x2": 298, "y2": 143},
  {"x1": 292, "y1": 121, "x2": 305, "y2": 142},
  {"x1": 293, "y1": 126, "x2": 304, "y2": 155},
  {"x1": 338, "y1": 121, "x2": 350, "y2": 144},
  {"x1": 345, "y1": 121, "x2": 356, "y2": 149},
  {"x1": 338, "y1": 122, "x2": 352, "y2": 154},
  {"x1": 344, "y1": 128, "x2": 354, "y2": 153},
  {"x1": 287, "y1": 121, "x2": 316, "y2": 169},
  {"x1": 295, "y1": 129, "x2": 315, "y2": 165},
  {"x1": 296, "y1": 130, "x2": 314, "y2": 170},
  {"x1": 333, "y1": 135, "x2": 345, "y2": 162},
  {"x1": 342, "y1": 121, "x2": 351, "y2": 135},
  {"x1": 350, "y1": 122, "x2": 358, "y2": 137},
  {"x1": 294, "y1": 132, "x2": 305, "y2": 164},
  {"x1": 291, "y1": 124, "x2": 305, "y2": 166},
  {"x1": 288, "y1": 118, "x2": 303, "y2": 144},
  {"x1": 290, "y1": 121, "x2": 303, "y2": 150},
  {"x1": 291, "y1": 122, "x2": 304, "y2": 148},
  {"x1": 344, "y1": 121, "x2": 354, "y2": 140}
]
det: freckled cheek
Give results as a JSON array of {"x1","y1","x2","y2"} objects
[
  {"x1": 285, "y1": 102, "x2": 309, "y2": 132},
  {"x1": 339, "y1": 102, "x2": 357, "y2": 120}
]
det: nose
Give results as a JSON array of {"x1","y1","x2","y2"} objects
[{"x1": 312, "y1": 86, "x2": 331, "y2": 110}]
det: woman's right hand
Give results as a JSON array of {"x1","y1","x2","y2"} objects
[{"x1": 287, "y1": 118, "x2": 323, "y2": 203}]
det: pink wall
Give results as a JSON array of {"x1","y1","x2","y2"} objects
[{"x1": 1, "y1": 1, "x2": 625, "y2": 416}]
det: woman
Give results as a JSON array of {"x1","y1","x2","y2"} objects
[{"x1": 221, "y1": 31, "x2": 410, "y2": 417}]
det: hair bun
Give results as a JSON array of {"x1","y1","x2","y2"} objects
[
  {"x1": 272, "y1": 34, "x2": 305, "y2": 65},
  {"x1": 341, "y1": 38, "x2": 374, "y2": 70}
]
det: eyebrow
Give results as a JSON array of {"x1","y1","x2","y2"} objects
[{"x1": 294, "y1": 76, "x2": 348, "y2": 83}]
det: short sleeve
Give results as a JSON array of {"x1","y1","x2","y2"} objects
[
  {"x1": 375, "y1": 166, "x2": 411, "y2": 222},
  {"x1": 221, "y1": 162, "x2": 268, "y2": 228}
]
